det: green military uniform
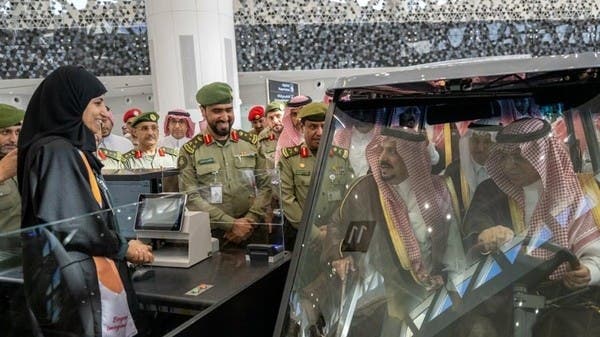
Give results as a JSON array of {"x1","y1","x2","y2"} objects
[
  {"x1": 123, "y1": 147, "x2": 177, "y2": 169},
  {"x1": 258, "y1": 101, "x2": 285, "y2": 169},
  {"x1": 257, "y1": 127, "x2": 280, "y2": 169},
  {"x1": 0, "y1": 103, "x2": 24, "y2": 233},
  {"x1": 278, "y1": 102, "x2": 355, "y2": 248},
  {"x1": 178, "y1": 130, "x2": 268, "y2": 234},
  {"x1": 123, "y1": 111, "x2": 178, "y2": 169},
  {"x1": 279, "y1": 143, "x2": 353, "y2": 230},
  {"x1": 0, "y1": 177, "x2": 20, "y2": 233},
  {"x1": 180, "y1": 82, "x2": 269, "y2": 241},
  {"x1": 96, "y1": 148, "x2": 123, "y2": 170}
]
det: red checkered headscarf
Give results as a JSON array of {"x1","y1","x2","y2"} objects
[
  {"x1": 366, "y1": 124, "x2": 453, "y2": 286},
  {"x1": 163, "y1": 108, "x2": 195, "y2": 139},
  {"x1": 486, "y1": 118, "x2": 600, "y2": 278},
  {"x1": 274, "y1": 95, "x2": 311, "y2": 164}
]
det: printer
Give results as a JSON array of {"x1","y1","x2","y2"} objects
[{"x1": 134, "y1": 193, "x2": 214, "y2": 268}]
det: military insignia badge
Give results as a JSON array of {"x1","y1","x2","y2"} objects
[{"x1": 178, "y1": 156, "x2": 188, "y2": 169}]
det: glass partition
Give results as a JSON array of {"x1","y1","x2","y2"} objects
[
  {"x1": 181, "y1": 168, "x2": 285, "y2": 250},
  {"x1": 278, "y1": 66, "x2": 600, "y2": 337},
  {"x1": 0, "y1": 204, "x2": 143, "y2": 337},
  {"x1": 0, "y1": 165, "x2": 283, "y2": 336}
]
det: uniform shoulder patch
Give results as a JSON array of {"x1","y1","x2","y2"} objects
[
  {"x1": 236, "y1": 129, "x2": 258, "y2": 145},
  {"x1": 331, "y1": 146, "x2": 349, "y2": 159},
  {"x1": 281, "y1": 145, "x2": 301, "y2": 159},
  {"x1": 162, "y1": 147, "x2": 178, "y2": 157},
  {"x1": 177, "y1": 155, "x2": 188, "y2": 169},
  {"x1": 101, "y1": 148, "x2": 123, "y2": 161},
  {"x1": 260, "y1": 132, "x2": 277, "y2": 143},
  {"x1": 183, "y1": 134, "x2": 204, "y2": 154}
]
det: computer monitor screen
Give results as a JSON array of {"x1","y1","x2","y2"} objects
[{"x1": 134, "y1": 193, "x2": 187, "y2": 231}]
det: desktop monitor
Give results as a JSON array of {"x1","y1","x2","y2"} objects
[{"x1": 103, "y1": 169, "x2": 179, "y2": 238}]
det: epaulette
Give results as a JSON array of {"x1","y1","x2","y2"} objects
[
  {"x1": 236, "y1": 129, "x2": 258, "y2": 145},
  {"x1": 99, "y1": 148, "x2": 123, "y2": 161},
  {"x1": 162, "y1": 147, "x2": 178, "y2": 157},
  {"x1": 259, "y1": 132, "x2": 276, "y2": 142},
  {"x1": 281, "y1": 145, "x2": 301, "y2": 159},
  {"x1": 122, "y1": 150, "x2": 136, "y2": 159},
  {"x1": 331, "y1": 146, "x2": 349, "y2": 159},
  {"x1": 182, "y1": 134, "x2": 204, "y2": 154}
]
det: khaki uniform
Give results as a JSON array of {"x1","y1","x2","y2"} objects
[
  {"x1": 279, "y1": 143, "x2": 354, "y2": 231},
  {"x1": 123, "y1": 147, "x2": 177, "y2": 169},
  {"x1": 96, "y1": 148, "x2": 124, "y2": 170},
  {"x1": 0, "y1": 176, "x2": 20, "y2": 233},
  {"x1": 178, "y1": 130, "x2": 269, "y2": 234},
  {"x1": 257, "y1": 127, "x2": 280, "y2": 169}
]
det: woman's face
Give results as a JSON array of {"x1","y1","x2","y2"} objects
[{"x1": 82, "y1": 96, "x2": 108, "y2": 135}]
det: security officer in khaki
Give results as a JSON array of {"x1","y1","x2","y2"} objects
[
  {"x1": 258, "y1": 101, "x2": 285, "y2": 169},
  {"x1": 279, "y1": 102, "x2": 354, "y2": 248},
  {"x1": 0, "y1": 103, "x2": 24, "y2": 233},
  {"x1": 123, "y1": 112, "x2": 178, "y2": 169},
  {"x1": 178, "y1": 82, "x2": 269, "y2": 245}
]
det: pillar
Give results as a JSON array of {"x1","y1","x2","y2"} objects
[{"x1": 145, "y1": 0, "x2": 242, "y2": 129}]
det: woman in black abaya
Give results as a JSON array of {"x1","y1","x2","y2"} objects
[{"x1": 18, "y1": 66, "x2": 153, "y2": 337}]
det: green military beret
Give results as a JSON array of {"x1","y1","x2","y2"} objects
[
  {"x1": 131, "y1": 111, "x2": 159, "y2": 128},
  {"x1": 0, "y1": 104, "x2": 25, "y2": 129},
  {"x1": 196, "y1": 82, "x2": 233, "y2": 106},
  {"x1": 266, "y1": 101, "x2": 284, "y2": 113},
  {"x1": 298, "y1": 102, "x2": 327, "y2": 122}
]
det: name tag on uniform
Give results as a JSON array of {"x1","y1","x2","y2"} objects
[
  {"x1": 199, "y1": 158, "x2": 215, "y2": 165},
  {"x1": 210, "y1": 183, "x2": 223, "y2": 204}
]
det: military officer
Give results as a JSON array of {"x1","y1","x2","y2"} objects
[
  {"x1": 279, "y1": 102, "x2": 354, "y2": 248},
  {"x1": 0, "y1": 103, "x2": 24, "y2": 233},
  {"x1": 178, "y1": 82, "x2": 269, "y2": 245},
  {"x1": 247, "y1": 105, "x2": 266, "y2": 135},
  {"x1": 122, "y1": 107, "x2": 142, "y2": 146},
  {"x1": 258, "y1": 101, "x2": 285, "y2": 169},
  {"x1": 123, "y1": 112, "x2": 177, "y2": 169}
]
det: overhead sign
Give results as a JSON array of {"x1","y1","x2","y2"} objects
[{"x1": 267, "y1": 79, "x2": 298, "y2": 102}]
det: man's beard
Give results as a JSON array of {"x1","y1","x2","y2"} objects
[
  {"x1": 209, "y1": 120, "x2": 232, "y2": 137},
  {"x1": 272, "y1": 124, "x2": 283, "y2": 133}
]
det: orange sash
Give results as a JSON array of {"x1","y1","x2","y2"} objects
[{"x1": 79, "y1": 151, "x2": 124, "y2": 293}]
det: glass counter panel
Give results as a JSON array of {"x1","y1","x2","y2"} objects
[{"x1": 279, "y1": 67, "x2": 600, "y2": 337}]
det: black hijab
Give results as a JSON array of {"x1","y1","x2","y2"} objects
[{"x1": 18, "y1": 66, "x2": 106, "y2": 182}]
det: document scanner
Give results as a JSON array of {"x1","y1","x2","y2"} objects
[{"x1": 134, "y1": 193, "x2": 213, "y2": 268}]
